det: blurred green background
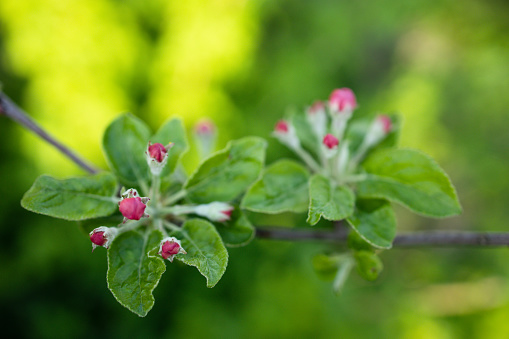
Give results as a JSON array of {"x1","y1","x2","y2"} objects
[{"x1": 1, "y1": 0, "x2": 509, "y2": 338}]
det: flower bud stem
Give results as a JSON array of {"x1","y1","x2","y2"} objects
[
  {"x1": 163, "y1": 189, "x2": 187, "y2": 206},
  {"x1": 293, "y1": 146, "x2": 322, "y2": 173},
  {"x1": 333, "y1": 256, "x2": 354, "y2": 295}
]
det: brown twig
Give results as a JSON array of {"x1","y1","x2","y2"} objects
[
  {"x1": 255, "y1": 227, "x2": 509, "y2": 247},
  {"x1": 0, "y1": 92, "x2": 98, "y2": 174}
]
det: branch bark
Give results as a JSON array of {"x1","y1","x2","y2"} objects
[
  {"x1": 0, "y1": 93, "x2": 98, "y2": 174},
  {"x1": 255, "y1": 227, "x2": 509, "y2": 247}
]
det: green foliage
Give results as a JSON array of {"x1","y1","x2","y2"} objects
[
  {"x1": 103, "y1": 114, "x2": 151, "y2": 188},
  {"x1": 185, "y1": 137, "x2": 267, "y2": 203},
  {"x1": 107, "y1": 229, "x2": 166, "y2": 317},
  {"x1": 307, "y1": 175, "x2": 355, "y2": 225},
  {"x1": 215, "y1": 210, "x2": 255, "y2": 247},
  {"x1": 354, "y1": 251, "x2": 383, "y2": 281},
  {"x1": 357, "y1": 148, "x2": 462, "y2": 217},
  {"x1": 241, "y1": 159, "x2": 310, "y2": 214},
  {"x1": 312, "y1": 253, "x2": 342, "y2": 281},
  {"x1": 347, "y1": 199, "x2": 396, "y2": 249},
  {"x1": 172, "y1": 219, "x2": 228, "y2": 288},
  {"x1": 21, "y1": 172, "x2": 118, "y2": 221}
]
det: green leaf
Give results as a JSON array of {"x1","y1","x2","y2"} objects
[
  {"x1": 185, "y1": 137, "x2": 266, "y2": 204},
  {"x1": 357, "y1": 148, "x2": 462, "y2": 217},
  {"x1": 312, "y1": 254, "x2": 341, "y2": 281},
  {"x1": 346, "y1": 199, "x2": 396, "y2": 249},
  {"x1": 103, "y1": 114, "x2": 151, "y2": 187},
  {"x1": 107, "y1": 229, "x2": 166, "y2": 317},
  {"x1": 215, "y1": 210, "x2": 255, "y2": 247},
  {"x1": 347, "y1": 228, "x2": 374, "y2": 252},
  {"x1": 21, "y1": 172, "x2": 118, "y2": 221},
  {"x1": 151, "y1": 118, "x2": 189, "y2": 177},
  {"x1": 354, "y1": 251, "x2": 383, "y2": 281},
  {"x1": 241, "y1": 159, "x2": 310, "y2": 214},
  {"x1": 173, "y1": 219, "x2": 228, "y2": 287},
  {"x1": 291, "y1": 110, "x2": 320, "y2": 156},
  {"x1": 307, "y1": 175, "x2": 355, "y2": 225}
]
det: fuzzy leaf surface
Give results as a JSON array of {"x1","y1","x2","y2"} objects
[
  {"x1": 357, "y1": 148, "x2": 461, "y2": 217},
  {"x1": 241, "y1": 159, "x2": 310, "y2": 214},
  {"x1": 185, "y1": 137, "x2": 266, "y2": 203},
  {"x1": 307, "y1": 175, "x2": 355, "y2": 225},
  {"x1": 173, "y1": 219, "x2": 228, "y2": 287},
  {"x1": 21, "y1": 172, "x2": 117, "y2": 220},
  {"x1": 107, "y1": 229, "x2": 165, "y2": 317},
  {"x1": 347, "y1": 199, "x2": 396, "y2": 249}
]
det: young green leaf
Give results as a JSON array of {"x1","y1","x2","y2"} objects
[
  {"x1": 357, "y1": 148, "x2": 462, "y2": 217},
  {"x1": 107, "y1": 229, "x2": 166, "y2": 317},
  {"x1": 185, "y1": 137, "x2": 266, "y2": 204},
  {"x1": 214, "y1": 210, "x2": 255, "y2": 247},
  {"x1": 241, "y1": 159, "x2": 310, "y2": 214},
  {"x1": 307, "y1": 175, "x2": 355, "y2": 225},
  {"x1": 103, "y1": 114, "x2": 151, "y2": 187},
  {"x1": 21, "y1": 172, "x2": 118, "y2": 221},
  {"x1": 173, "y1": 219, "x2": 228, "y2": 287},
  {"x1": 346, "y1": 199, "x2": 396, "y2": 249},
  {"x1": 312, "y1": 254, "x2": 342, "y2": 281},
  {"x1": 151, "y1": 118, "x2": 189, "y2": 177},
  {"x1": 354, "y1": 251, "x2": 383, "y2": 281}
]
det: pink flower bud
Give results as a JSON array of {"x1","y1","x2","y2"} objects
[
  {"x1": 377, "y1": 115, "x2": 392, "y2": 134},
  {"x1": 323, "y1": 134, "x2": 339, "y2": 149},
  {"x1": 89, "y1": 226, "x2": 118, "y2": 251},
  {"x1": 159, "y1": 237, "x2": 187, "y2": 262},
  {"x1": 118, "y1": 188, "x2": 149, "y2": 222},
  {"x1": 195, "y1": 202, "x2": 234, "y2": 222},
  {"x1": 195, "y1": 119, "x2": 216, "y2": 135},
  {"x1": 148, "y1": 143, "x2": 168, "y2": 163},
  {"x1": 275, "y1": 120, "x2": 289, "y2": 133},
  {"x1": 329, "y1": 88, "x2": 357, "y2": 113},
  {"x1": 308, "y1": 101, "x2": 326, "y2": 115}
]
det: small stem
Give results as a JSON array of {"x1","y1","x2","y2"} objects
[
  {"x1": 163, "y1": 220, "x2": 182, "y2": 233},
  {"x1": 160, "y1": 205, "x2": 196, "y2": 215},
  {"x1": 293, "y1": 146, "x2": 322, "y2": 173},
  {"x1": 0, "y1": 92, "x2": 99, "y2": 174},
  {"x1": 342, "y1": 174, "x2": 367, "y2": 183},
  {"x1": 333, "y1": 257, "x2": 354, "y2": 294},
  {"x1": 118, "y1": 219, "x2": 146, "y2": 233},
  {"x1": 151, "y1": 174, "x2": 161, "y2": 205},
  {"x1": 163, "y1": 189, "x2": 187, "y2": 206}
]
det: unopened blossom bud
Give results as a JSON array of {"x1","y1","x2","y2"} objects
[
  {"x1": 118, "y1": 188, "x2": 149, "y2": 222},
  {"x1": 306, "y1": 101, "x2": 327, "y2": 138},
  {"x1": 329, "y1": 88, "x2": 357, "y2": 114},
  {"x1": 323, "y1": 134, "x2": 339, "y2": 149},
  {"x1": 90, "y1": 226, "x2": 119, "y2": 251},
  {"x1": 362, "y1": 114, "x2": 393, "y2": 148},
  {"x1": 194, "y1": 119, "x2": 217, "y2": 160},
  {"x1": 195, "y1": 202, "x2": 234, "y2": 222},
  {"x1": 146, "y1": 142, "x2": 173, "y2": 175},
  {"x1": 195, "y1": 119, "x2": 216, "y2": 136},
  {"x1": 273, "y1": 120, "x2": 300, "y2": 150},
  {"x1": 159, "y1": 237, "x2": 187, "y2": 262}
]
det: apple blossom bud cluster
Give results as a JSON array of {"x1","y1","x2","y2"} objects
[{"x1": 273, "y1": 88, "x2": 393, "y2": 179}]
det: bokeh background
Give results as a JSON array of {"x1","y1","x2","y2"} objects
[{"x1": 1, "y1": 0, "x2": 509, "y2": 338}]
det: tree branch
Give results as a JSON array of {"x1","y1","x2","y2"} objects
[
  {"x1": 255, "y1": 227, "x2": 509, "y2": 247},
  {"x1": 0, "y1": 93, "x2": 98, "y2": 174}
]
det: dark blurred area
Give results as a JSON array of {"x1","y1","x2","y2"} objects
[{"x1": 1, "y1": 0, "x2": 509, "y2": 338}]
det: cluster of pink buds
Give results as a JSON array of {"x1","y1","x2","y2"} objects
[
  {"x1": 119, "y1": 188, "x2": 150, "y2": 223},
  {"x1": 158, "y1": 237, "x2": 187, "y2": 262},
  {"x1": 90, "y1": 226, "x2": 119, "y2": 251},
  {"x1": 146, "y1": 142, "x2": 174, "y2": 175}
]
